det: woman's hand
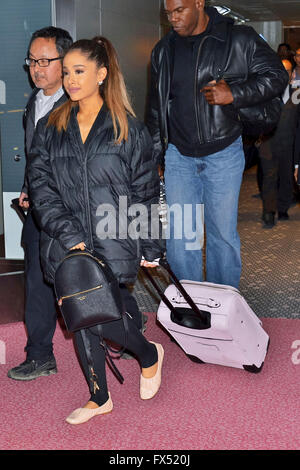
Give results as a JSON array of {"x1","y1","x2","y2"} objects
[
  {"x1": 140, "y1": 259, "x2": 159, "y2": 268},
  {"x1": 70, "y1": 242, "x2": 86, "y2": 251}
]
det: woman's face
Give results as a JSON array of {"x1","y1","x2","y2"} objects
[{"x1": 63, "y1": 49, "x2": 107, "y2": 102}]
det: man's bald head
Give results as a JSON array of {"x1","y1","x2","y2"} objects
[{"x1": 164, "y1": 0, "x2": 208, "y2": 37}]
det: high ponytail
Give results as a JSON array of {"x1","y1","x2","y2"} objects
[
  {"x1": 48, "y1": 36, "x2": 135, "y2": 144},
  {"x1": 93, "y1": 36, "x2": 136, "y2": 143}
]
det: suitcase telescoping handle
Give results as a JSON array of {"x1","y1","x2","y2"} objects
[
  {"x1": 141, "y1": 264, "x2": 179, "y2": 316},
  {"x1": 141, "y1": 257, "x2": 210, "y2": 327}
]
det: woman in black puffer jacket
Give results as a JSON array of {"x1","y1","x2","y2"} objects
[{"x1": 28, "y1": 37, "x2": 164, "y2": 425}]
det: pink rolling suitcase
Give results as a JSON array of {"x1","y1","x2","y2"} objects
[{"x1": 142, "y1": 259, "x2": 269, "y2": 373}]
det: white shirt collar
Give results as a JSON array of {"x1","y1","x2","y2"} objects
[{"x1": 34, "y1": 87, "x2": 64, "y2": 126}]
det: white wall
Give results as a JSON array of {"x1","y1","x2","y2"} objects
[
  {"x1": 248, "y1": 21, "x2": 283, "y2": 51},
  {"x1": 55, "y1": 0, "x2": 161, "y2": 120}
]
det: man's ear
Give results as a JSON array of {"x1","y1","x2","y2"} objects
[{"x1": 195, "y1": 0, "x2": 205, "y2": 11}]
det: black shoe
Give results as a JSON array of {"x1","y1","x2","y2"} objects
[
  {"x1": 262, "y1": 212, "x2": 275, "y2": 229},
  {"x1": 278, "y1": 211, "x2": 289, "y2": 220},
  {"x1": 7, "y1": 356, "x2": 57, "y2": 381}
]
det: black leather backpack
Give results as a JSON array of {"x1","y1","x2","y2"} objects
[{"x1": 54, "y1": 249, "x2": 127, "y2": 390}]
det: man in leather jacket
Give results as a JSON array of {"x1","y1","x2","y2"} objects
[
  {"x1": 7, "y1": 27, "x2": 73, "y2": 381},
  {"x1": 146, "y1": 0, "x2": 288, "y2": 288}
]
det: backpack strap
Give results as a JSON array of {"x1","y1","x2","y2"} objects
[
  {"x1": 79, "y1": 314, "x2": 128, "y2": 392},
  {"x1": 96, "y1": 313, "x2": 129, "y2": 385},
  {"x1": 78, "y1": 291, "x2": 129, "y2": 389}
]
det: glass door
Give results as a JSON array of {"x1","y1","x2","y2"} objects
[{"x1": 0, "y1": 0, "x2": 52, "y2": 259}]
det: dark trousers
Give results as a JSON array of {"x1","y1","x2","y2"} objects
[
  {"x1": 277, "y1": 146, "x2": 294, "y2": 213},
  {"x1": 258, "y1": 140, "x2": 278, "y2": 214},
  {"x1": 119, "y1": 284, "x2": 142, "y2": 330},
  {"x1": 74, "y1": 288, "x2": 157, "y2": 406},
  {"x1": 22, "y1": 212, "x2": 57, "y2": 360},
  {"x1": 258, "y1": 140, "x2": 294, "y2": 214},
  {"x1": 258, "y1": 101, "x2": 297, "y2": 214}
]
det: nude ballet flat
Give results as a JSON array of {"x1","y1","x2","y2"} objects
[
  {"x1": 140, "y1": 343, "x2": 164, "y2": 400},
  {"x1": 66, "y1": 393, "x2": 113, "y2": 425}
]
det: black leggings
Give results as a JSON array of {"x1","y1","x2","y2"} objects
[{"x1": 74, "y1": 287, "x2": 157, "y2": 406}]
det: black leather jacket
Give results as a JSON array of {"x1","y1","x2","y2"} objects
[{"x1": 146, "y1": 7, "x2": 288, "y2": 164}]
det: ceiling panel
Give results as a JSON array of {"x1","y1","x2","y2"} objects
[{"x1": 208, "y1": 0, "x2": 300, "y2": 26}]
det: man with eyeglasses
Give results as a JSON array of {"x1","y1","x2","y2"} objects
[{"x1": 7, "y1": 27, "x2": 73, "y2": 381}]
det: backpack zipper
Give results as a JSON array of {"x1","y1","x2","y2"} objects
[{"x1": 60, "y1": 284, "x2": 103, "y2": 302}]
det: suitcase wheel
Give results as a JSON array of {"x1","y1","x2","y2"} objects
[
  {"x1": 243, "y1": 363, "x2": 264, "y2": 373},
  {"x1": 243, "y1": 339, "x2": 270, "y2": 373},
  {"x1": 187, "y1": 354, "x2": 205, "y2": 364}
]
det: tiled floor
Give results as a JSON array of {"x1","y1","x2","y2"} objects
[{"x1": 133, "y1": 166, "x2": 300, "y2": 319}]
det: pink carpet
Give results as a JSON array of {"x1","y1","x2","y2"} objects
[{"x1": 0, "y1": 315, "x2": 300, "y2": 450}]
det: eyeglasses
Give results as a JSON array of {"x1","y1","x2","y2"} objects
[{"x1": 25, "y1": 57, "x2": 62, "y2": 67}]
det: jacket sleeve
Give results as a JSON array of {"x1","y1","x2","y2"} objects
[
  {"x1": 22, "y1": 89, "x2": 37, "y2": 195},
  {"x1": 129, "y1": 123, "x2": 165, "y2": 261},
  {"x1": 21, "y1": 172, "x2": 29, "y2": 195},
  {"x1": 294, "y1": 108, "x2": 300, "y2": 167},
  {"x1": 27, "y1": 120, "x2": 87, "y2": 250},
  {"x1": 21, "y1": 109, "x2": 30, "y2": 195},
  {"x1": 229, "y1": 27, "x2": 289, "y2": 109},
  {"x1": 145, "y1": 47, "x2": 165, "y2": 166}
]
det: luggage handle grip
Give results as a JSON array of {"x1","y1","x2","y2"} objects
[
  {"x1": 173, "y1": 293, "x2": 221, "y2": 309},
  {"x1": 158, "y1": 257, "x2": 209, "y2": 318},
  {"x1": 142, "y1": 257, "x2": 210, "y2": 323}
]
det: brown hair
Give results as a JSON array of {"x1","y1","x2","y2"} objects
[{"x1": 47, "y1": 36, "x2": 135, "y2": 143}]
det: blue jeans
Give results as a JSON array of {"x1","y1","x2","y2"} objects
[{"x1": 164, "y1": 137, "x2": 245, "y2": 288}]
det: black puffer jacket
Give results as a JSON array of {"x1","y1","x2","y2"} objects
[
  {"x1": 28, "y1": 105, "x2": 164, "y2": 284},
  {"x1": 146, "y1": 6, "x2": 288, "y2": 164}
]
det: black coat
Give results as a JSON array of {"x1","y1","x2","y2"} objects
[
  {"x1": 146, "y1": 6, "x2": 288, "y2": 164},
  {"x1": 22, "y1": 88, "x2": 67, "y2": 195},
  {"x1": 28, "y1": 105, "x2": 164, "y2": 284},
  {"x1": 22, "y1": 89, "x2": 68, "y2": 245}
]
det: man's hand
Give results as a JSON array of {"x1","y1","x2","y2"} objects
[
  {"x1": 294, "y1": 167, "x2": 298, "y2": 182},
  {"x1": 201, "y1": 79, "x2": 234, "y2": 105},
  {"x1": 19, "y1": 192, "x2": 30, "y2": 210}
]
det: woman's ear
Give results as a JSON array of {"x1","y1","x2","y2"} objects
[{"x1": 97, "y1": 67, "x2": 108, "y2": 85}]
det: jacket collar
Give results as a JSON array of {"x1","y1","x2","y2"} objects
[
  {"x1": 26, "y1": 87, "x2": 67, "y2": 113},
  {"x1": 66, "y1": 102, "x2": 112, "y2": 148},
  {"x1": 51, "y1": 91, "x2": 68, "y2": 110}
]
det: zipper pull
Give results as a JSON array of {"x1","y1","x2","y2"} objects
[{"x1": 90, "y1": 367, "x2": 100, "y2": 394}]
